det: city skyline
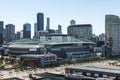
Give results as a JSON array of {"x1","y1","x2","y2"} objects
[{"x1": 0, "y1": 0, "x2": 120, "y2": 37}]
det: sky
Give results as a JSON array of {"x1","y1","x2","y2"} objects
[{"x1": 0, "y1": 0, "x2": 120, "y2": 37}]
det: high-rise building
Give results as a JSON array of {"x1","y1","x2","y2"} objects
[
  {"x1": 46, "y1": 17, "x2": 50, "y2": 31},
  {"x1": 23, "y1": 23, "x2": 31, "y2": 38},
  {"x1": 57, "y1": 25, "x2": 62, "y2": 34},
  {"x1": 20, "y1": 30, "x2": 23, "y2": 39},
  {"x1": 15, "y1": 31, "x2": 20, "y2": 40},
  {"x1": 105, "y1": 15, "x2": 120, "y2": 57},
  {"x1": 105, "y1": 15, "x2": 120, "y2": 44},
  {"x1": 37, "y1": 13, "x2": 44, "y2": 31},
  {"x1": 70, "y1": 20, "x2": 76, "y2": 25},
  {"x1": 3, "y1": 29, "x2": 6, "y2": 43},
  {"x1": 34, "y1": 23, "x2": 37, "y2": 37},
  {"x1": 5, "y1": 24, "x2": 15, "y2": 43},
  {"x1": 112, "y1": 23, "x2": 120, "y2": 55},
  {"x1": 67, "y1": 24, "x2": 92, "y2": 40},
  {"x1": 0, "y1": 21, "x2": 4, "y2": 46}
]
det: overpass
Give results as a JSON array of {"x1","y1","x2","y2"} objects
[{"x1": 65, "y1": 64, "x2": 120, "y2": 77}]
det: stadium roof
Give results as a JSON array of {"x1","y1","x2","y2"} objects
[{"x1": 7, "y1": 37, "x2": 95, "y2": 47}]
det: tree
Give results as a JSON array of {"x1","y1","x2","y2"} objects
[{"x1": 0, "y1": 56, "x2": 4, "y2": 64}]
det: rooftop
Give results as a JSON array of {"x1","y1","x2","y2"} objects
[
  {"x1": 9, "y1": 39, "x2": 40, "y2": 45},
  {"x1": 68, "y1": 24, "x2": 92, "y2": 27},
  {"x1": 8, "y1": 37, "x2": 95, "y2": 47},
  {"x1": 20, "y1": 54, "x2": 56, "y2": 58}
]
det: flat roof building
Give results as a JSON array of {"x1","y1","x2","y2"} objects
[
  {"x1": 67, "y1": 24, "x2": 92, "y2": 40},
  {"x1": 20, "y1": 53, "x2": 57, "y2": 67}
]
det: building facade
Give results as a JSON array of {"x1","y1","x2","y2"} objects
[
  {"x1": 20, "y1": 30, "x2": 23, "y2": 39},
  {"x1": 7, "y1": 39, "x2": 43, "y2": 55},
  {"x1": 105, "y1": 15, "x2": 120, "y2": 57},
  {"x1": 39, "y1": 34, "x2": 73, "y2": 42},
  {"x1": 49, "y1": 29, "x2": 55, "y2": 34},
  {"x1": 34, "y1": 23, "x2": 37, "y2": 37},
  {"x1": 20, "y1": 54, "x2": 57, "y2": 67},
  {"x1": 23, "y1": 23, "x2": 31, "y2": 38},
  {"x1": 6, "y1": 36, "x2": 95, "y2": 59},
  {"x1": 37, "y1": 30, "x2": 49, "y2": 38},
  {"x1": 67, "y1": 24, "x2": 92, "y2": 40},
  {"x1": 39, "y1": 35, "x2": 95, "y2": 58},
  {"x1": 15, "y1": 31, "x2": 20, "y2": 40},
  {"x1": 46, "y1": 17, "x2": 50, "y2": 31},
  {"x1": 0, "y1": 21, "x2": 4, "y2": 46},
  {"x1": 5, "y1": 24, "x2": 15, "y2": 43},
  {"x1": 112, "y1": 23, "x2": 120, "y2": 55},
  {"x1": 57, "y1": 25, "x2": 62, "y2": 34},
  {"x1": 105, "y1": 15, "x2": 120, "y2": 44},
  {"x1": 37, "y1": 13, "x2": 44, "y2": 31}
]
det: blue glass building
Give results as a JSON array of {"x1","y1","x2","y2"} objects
[
  {"x1": 23, "y1": 23, "x2": 31, "y2": 38},
  {"x1": 37, "y1": 13, "x2": 44, "y2": 31}
]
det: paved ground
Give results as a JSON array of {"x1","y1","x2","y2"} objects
[{"x1": 0, "y1": 60, "x2": 110, "y2": 80}]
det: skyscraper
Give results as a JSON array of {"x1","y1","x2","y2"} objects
[
  {"x1": 112, "y1": 23, "x2": 120, "y2": 55},
  {"x1": 0, "y1": 21, "x2": 4, "y2": 46},
  {"x1": 105, "y1": 15, "x2": 120, "y2": 57},
  {"x1": 15, "y1": 31, "x2": 20, "y2": 40},
  {"x1": 5, "y1": 24, "x2": 15, "y2": 43},
  {"x1": 58, "y1": 25, "x2": 62, "y2": 34},
  {"x1": 34, "y1": 23, "x2": 37, "y2": 37},
  {"x1": 70, "y1": 20, "x2": 76, "y2": 25},
  {"x1": 20, "y1": 30, "x2": 23, "y2": 39},
  {"x1": 37, "y1": 13, "x2": 44, "y2": 31},
  {"x1": 105, "y1": 15, "x2": 120, "y2": 44},
  {"x1": 23, "y1": 23, "x2": 31, "y2": 38},
  {"x1": 46, "y1": 17, "x2": 50, "y2": 31}
]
